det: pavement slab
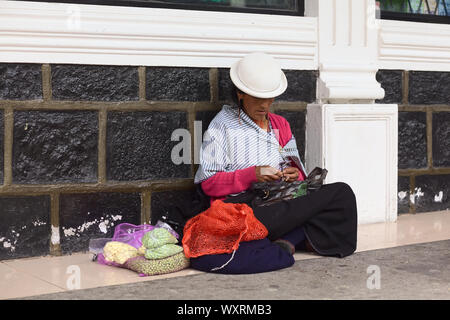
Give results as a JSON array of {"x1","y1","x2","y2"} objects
[{"x1": 21, "y1": 239, "x2": 450, "y2": 300}]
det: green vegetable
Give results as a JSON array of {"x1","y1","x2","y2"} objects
[
  {"x1": 141, "y1": 227, "x2": 178, "y2": 249},
  {"x1": 125, "y1": 252, "x2": 190, "y2": 276},
  {"x1": 145, "y1": 244, "x2": 183, "y2": 260}
]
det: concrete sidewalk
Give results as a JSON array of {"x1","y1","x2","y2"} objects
[{"x1": 22, "y1": 239, "x2": 450, "y2": 300}]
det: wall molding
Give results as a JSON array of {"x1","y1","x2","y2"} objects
[
  {"x1": 314, "y1": 0, "x2": 384, "y2": 102},
  {"x1": 1, "y1": 1, "x2": 449, "y2": 73},
  {"x1": 0, "y1": 0, "x2": 317, "y2": 70},
  {"x1": 379, "y1": 19, "x2": 450, "y2": 72}
]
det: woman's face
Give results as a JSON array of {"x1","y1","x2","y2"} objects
[{"x1": 237, "y1": 92, "x2": 275, "y2": 123}]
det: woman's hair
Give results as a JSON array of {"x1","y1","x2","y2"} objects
[{"x1": 230, "y1": 84, "x2": 244, "y2": 107}]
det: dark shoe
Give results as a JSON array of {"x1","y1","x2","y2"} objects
[
  {"x1": 304, "y1": 238, "x2": 317, "y2": 254},
  {"x1": 273, "y1": 239, "x2": 295, "y2": 255}
]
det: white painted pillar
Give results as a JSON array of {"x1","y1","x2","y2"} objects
[{"x1": 305, "y1": 0, "x2": 398, "y2": 224}]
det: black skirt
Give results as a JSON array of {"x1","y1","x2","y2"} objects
[{"x1": 224, "y1": 182, "x2": 358, "y2": 258}]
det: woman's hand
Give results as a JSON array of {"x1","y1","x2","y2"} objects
[
  {"x1": 255, "y1": 166, "x2": 283, "y2": 182},
  {"x1": 281, "y1": 167, "x2": 300, "y2": 182}
]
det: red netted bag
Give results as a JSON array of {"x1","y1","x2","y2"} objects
[{"x1": 182, "y1": 200, "x2": 268, "y2": 258}]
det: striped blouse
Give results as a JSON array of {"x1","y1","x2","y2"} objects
[{"x1": 194, "y1": 104, "x2": 306, "y2": 200}]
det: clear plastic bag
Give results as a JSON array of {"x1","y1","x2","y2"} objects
[
  {"x1": 155, "y1": 220, "x2": 180, "y2": 240},
  {"x1": 90, "y1": 222, "x2": 180, "y2": 265},
  {"x1": 89, "y1": 238, "x2": 112, "y2": 253},
  {"x1": 89, "y1": 237, "x2": 112, "y2": 261}
]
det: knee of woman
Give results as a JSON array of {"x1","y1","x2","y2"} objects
[{"x1": 335, "y1": 182, "x2": 356, "y2": 199}]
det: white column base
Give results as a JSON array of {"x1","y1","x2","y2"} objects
[{"x1": 306, "y1": 104, "x2": 398, "y2": 224}]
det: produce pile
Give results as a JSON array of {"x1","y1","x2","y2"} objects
[{"x1": 91, "y1": 223, "x2": 189, "y2": 277}]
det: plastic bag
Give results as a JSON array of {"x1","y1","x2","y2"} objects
[
  {"x1": 110, "y1": 223, "x2": 156, "y2": 249},
  {"x1": 125, "y1": 253, "x2": 190, "y2": 277},
  {"x1": 144, "y1": 244, "x2": 183, "y2": 260},
  {"x1": 142, "y1": 228, "x2": 178, "y2": 249},
  {"x1": 89, "y1": 222, "x2": 179, "y2": 252},
  {"x1": 89, "y1": 238, "x2": 112, "y2": 255},
  {"x1": 92, "y1": 222, "x2": 180, "y2": 267},
  {"x1": 155, "y1": 220, "x2": 180, "y2": 239},
  {"x1": 103, "y1": 241, "x2": 140, "y2": 264},
  {"x1": 89, "y1": 223, "x2": 154, "y2": 262}
]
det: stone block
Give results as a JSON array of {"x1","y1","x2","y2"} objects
[
  {"x1": 0, "y1": 63, "x2": 42, "y2": 100},
  {"x1": 59, "y1": 192, "x2": 141, "y2": 254},
  {"x1": 277, "y1": 70, "x2": 317, "y2": 103},
  {"x1": 51, "y1": 64, "x2": 139, "y2": 101},
  {"x1": 398, "y1": 112, "x2": 427, "y2": 169},
  {"x1": 13, "y1": 111, "x2": 98, "y2": 184},
  {"x1": 397, "y1": 176, "x2": 410, "y2": 214},
  {"x1": 432, "y1": 112, "x2": 450, "y2": 167},
  {"x1": 414, "y1": 175, "x2": 449, "y2": 213},
  {"x1": 106, "y1": 111, "x2": 191, "y2": 181},
  {"x1": 408, "y1": 71, "x2": 450, "y2": 105},
  {"x1": 0, "y1": 196, "x2": 50, "y2": 260},
  {"x1": 0, "y1": 111, "x2": 3, "y2": 184},
  {"x1": 376, "y1": 70, "x2": 403, "y2": 104},
  {"x1": 218, "y1": 68, "x2": 234, "y2": 104},
  {"x1": 146, "y1": 67, "x2": 210, "y2": 101}
]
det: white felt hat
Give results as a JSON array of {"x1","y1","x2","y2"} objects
[{"x1": 230, "y1": 52, "x2": 287, "y2": 99}]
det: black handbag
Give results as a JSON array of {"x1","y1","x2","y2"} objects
[{"x1": 249, "y1": 167, "x2": 328, "y2": 207}]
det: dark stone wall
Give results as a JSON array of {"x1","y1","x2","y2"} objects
[
  {"x1": 278, "y1": 70, "x2": 317, "y2": 102},
  {"x1": 147, "y1": 67, "x2": 210, "y2": 101},
  {"x1": 218, "y1": 68, "x2": 234, "y2": 103},
  {"x1": 13, "y1": 110, "x2": 98, "y2": 184},
  {"x1": 106, "y1": 111, "x2": 190, "y2": 181},
  {"x1": 397, "y1": 176, "x2": 410, "y2": 214},
  {"x1": 0, "y1": 196, "x2": 51, "y2": 260},
  {"x1": 0, "y1": 110, "x2": 3, "y2": 184},
  {"x1": 59, "y1": 192, "x2": 141, "y2": 254},
  {"x1": 398, "y1": 112, "x2": 427, "y2": 169},
  {"x1": 150, "y1": 190, "x2": 196, "y2": 225},
  {"x1": 432, "y1": 112, "x2": 450, "y2": 168},
  {"x1": 0, "y1": 62, "x2": 316, "y2": 259},
  {"x1": 376, "y1": 70, "x2": 403, "y2": 104},
  {"x1": 377, "y1": 69, "x2": 450, "y2": 214},
  {"x1": 408, "y1": 71, "x2": 450, "y2": 105},
  {"x1": 52, "y1": 65, "x2": 139, "y2": 101},
  {"x1": 415, "y1": 175, "x2": 449, "y2": 213},
  {"x1": 0, "y1": 64, "x2": 42, "y2": 100}
]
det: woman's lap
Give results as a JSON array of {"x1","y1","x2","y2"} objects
[
  {"x1": 252, "y1": 182, "x2": 358, "y2": 257},
  {"x1": 190, "y1": 182, "x2": 357, "y2": 274},
  {"x1": 252, "y1": 183, "x2": 350, "y2": 235}
]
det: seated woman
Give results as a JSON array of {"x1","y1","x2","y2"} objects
[{"x1": 190, "y1": 53, "x2": 357, "y2": 273}]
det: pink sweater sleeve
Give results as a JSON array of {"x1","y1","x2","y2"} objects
[
  {"x1": 201, "y1": 166, "x2": 257, "y2": 199},
  {"x1": 294, "y1": 161, "x2": 306, "y2": 181},
  {"x1": 268, "y1": 113, "x2": 306, "y2": 181}
]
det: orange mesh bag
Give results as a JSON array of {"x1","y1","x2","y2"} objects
[{"x1": 182, "y1": 200, "x2": 268, "y2": 258}]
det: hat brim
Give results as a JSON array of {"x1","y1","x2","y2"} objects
[{"x1": 229, "y1": 59, "x2": 288, "y2": 99}]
